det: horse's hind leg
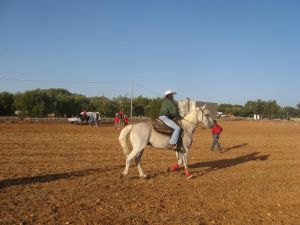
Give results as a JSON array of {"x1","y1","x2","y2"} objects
[
  {"x1": 135, "y1": 150, "x2": 147, "y2": 178},
  {"x1": 122, "y1": 147, "x2": 144, "y2": 176},
  {"x1": 176, "y1": 151, "x2": 183, "y2": 166}
]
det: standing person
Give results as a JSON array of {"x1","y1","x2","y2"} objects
[
  {"x1": 159, "y1": 90, "x2": 181, "y2": 150},
  {"x1": 88, "y1": 112, "x2": 100, "y2": 127},
  {"x1": 114, "y1": 114, "x2": 120, "y2": 129},
  {"x1": 211, "y1": 120, "x2": 223, "y2": 151},
  {"x1": 118, "y1": 111, "x2": 124, "y2": 127},
  {"x1": 123, "y1": 115, "x2": 129, "y2": 126},
  {"x1": 95, "y1": 112, "x2": 101, "y2": 127},
  {"x1": 118, "y1": 111, "x2": 124, "y2": 120},
  {"x1": 80, "y1": 109, "x2": 88, "y2": 124},
  {"x1": 89, "y1": 113, "x2": 95, "y2": 126}
]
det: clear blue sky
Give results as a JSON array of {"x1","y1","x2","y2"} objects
[{"x1": 0, "y1": 0, "x2": 299, "y2": 107}]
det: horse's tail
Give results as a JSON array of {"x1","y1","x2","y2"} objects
[{"x1": 119, "y1": 124, "x2": 133, "y2": 156}]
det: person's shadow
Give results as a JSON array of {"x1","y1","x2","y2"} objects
[
  {"x1": 189, "y1": 152, "x2": 269, "y2": 177},
  {"x1": 220, "y1": 143, "x2": 248, "y2": 153}
]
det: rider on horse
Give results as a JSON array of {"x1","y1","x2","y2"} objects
[{"x1": 159, "y1": 90, "x2": 181, "y2": 150}]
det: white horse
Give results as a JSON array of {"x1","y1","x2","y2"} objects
[{"x1": 119, "y1": 105, "x2": 214, "y2": 179}]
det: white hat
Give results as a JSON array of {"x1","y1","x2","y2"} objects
[{"x1": 164, "y1": 89, "x2": 176, "y2": 97}]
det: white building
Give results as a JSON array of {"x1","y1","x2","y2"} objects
[{"x1": 178, "y1": 99, "x2": 218, "y2": 120}]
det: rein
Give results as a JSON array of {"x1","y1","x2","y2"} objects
[
  {"x1": 181, "y1": 118, "x2": 199, "y2": 127},
  {"x1": 181, "y1": 107, "x2": 212, "y2": 127}
]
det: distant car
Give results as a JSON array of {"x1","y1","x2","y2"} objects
[{"x1": 67, "y1": 117, "x2": 81, "y2": 124}]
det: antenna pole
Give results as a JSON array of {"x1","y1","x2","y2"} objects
[{"x1": 130, "y1": 81, "x2": 133, "y2": 118}]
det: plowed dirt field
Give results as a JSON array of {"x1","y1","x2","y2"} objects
[{"x1": 0, "y1": 121, "x2": 299, "y2": 225}]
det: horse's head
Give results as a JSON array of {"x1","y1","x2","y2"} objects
[{"x1": 197, "y1": 105, "x2": 214, "y2": 128}]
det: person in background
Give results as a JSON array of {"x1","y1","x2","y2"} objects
[
  {"x1": 211, "y1": 120, "x2": 223, "y2": 151},
  {"x1": 118, "y1": 111, "x2": 124, "y2": 120},
  {"x1": 159, "y1": 89, "x2": 181, "y2": 150},
  {"x1": 80, "y1": 109, "x2": 89, "y2": 124},
  {"x1": 114, "y1": 115, "x2": 120, "y2": 129},
  {"x1": 95, "y1": 112, "x2": 101, "y2": 127},
  {"x1": 82, "y1": 110, "x2": 87, "y2": 119},
  {"x1": 89, "y1": 113, "x2": 95, "y2": 126},
  {"x1": 123, "y1": 115, "x2": 129, "y2": 126}
]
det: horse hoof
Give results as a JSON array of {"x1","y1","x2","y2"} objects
[
  {"x1": 185, "y1": 175, "x2": 193, "y2": 180},
  {"x1": 120, "y1": 173, "x2": 127, "y2": 178},
  {"x1": 141, "y1": 174, "x2": 150, "y2": 179},
  {"x1": 169, "y1": 163, "x2": 180, "y2": 172}
]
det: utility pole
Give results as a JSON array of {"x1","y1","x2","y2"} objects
[{"x1": 130, "y1": 80, "x2": 133, "y2": 118}]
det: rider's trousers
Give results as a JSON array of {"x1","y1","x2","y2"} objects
[{"x1": 159, "y1": 116, "x2": 180, "y2": 145}]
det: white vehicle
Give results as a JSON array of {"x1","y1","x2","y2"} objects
[
  {"x1": 68, "y1": 112, "x2": 101, "y2": 125},
  {"x1": 67, "y1": 117, "x2": 81, "y2": 124}
]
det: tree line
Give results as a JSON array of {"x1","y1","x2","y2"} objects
[
  {"x1": 219, "y1": 100, "x2": 300, "y2": 119},
  {"x1": 0, "y1": 88, "x2": 163, "y2": 119},
  {"x1": 0, "y1": 88, "x2": 299, "y2": 119}
]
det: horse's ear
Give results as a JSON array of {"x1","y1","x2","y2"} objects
[{"x1": 200, "y1": 104, "x2": 206, "y2": 110}]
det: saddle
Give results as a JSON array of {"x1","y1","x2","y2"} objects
[
  {"x1": 152, "y1": 119, "x2": 182, "y2": 135},
  {"x1": 152, "y1": 119, "x2": 174, "y2": 136},
  {"x1": 152, "y1": 119, "x2": 183, "y2": 151}
]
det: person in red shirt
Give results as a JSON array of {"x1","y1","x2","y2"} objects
[
  {"x1": 118, "y1": 111, "x2": 124, "y2": 120},
  {"x1": 114, "y1": 116, "x2": 120, "y2": 129},
  {"x1": 123, "y1": 115, "x2": 129, "y2": 126},
  {"x1": 211, "y1": 120, "x2": 223, "y2": 151}
]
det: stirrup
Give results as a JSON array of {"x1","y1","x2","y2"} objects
[
  {"x1": 167, "y1": 144, "x2": 177, "y2": 150},
  {"x1": 170, "y1": 144, "x2": 182, "y2": 152}
]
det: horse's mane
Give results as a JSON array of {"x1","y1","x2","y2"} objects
[{"x1": 182, "y1": 107, "x2": 200, "y2": 119}]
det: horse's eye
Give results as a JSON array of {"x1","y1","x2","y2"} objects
[{"x1": 206, "y1": 114, "x2": 209, "y2": 117}]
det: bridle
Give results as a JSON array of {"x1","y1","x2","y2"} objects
[
  {"x1": 181, "y1": 107, "x2": 212, "y2": 127},
  {"x1": 199, "y1": 107, "x2": 211, "y2": 123}
]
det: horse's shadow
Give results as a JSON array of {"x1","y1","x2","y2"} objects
[
  {"x1": 189, "y1": 152, "x2": 269, "y2": 178},
  {"x1": 150, "y1": 152, "x2": 269, "y2": 179},
  {"x1": 0, "y1": 166, "x2": 124, "y2": 190}
]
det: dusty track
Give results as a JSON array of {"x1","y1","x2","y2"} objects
[{"x1": 0, "y1": 121, "x2": 299, "y2": 225}]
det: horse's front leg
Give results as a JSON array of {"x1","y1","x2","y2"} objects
[
  {"x1": 176, "y1": 151, "x2": 183, "y2": 166},
  {"x1": 169, "y1": 151, "x2": 182, "y2": 172},
  {"x1": 181, "y1": 150, "x2": 192, "y2": 179},
  {"x1": 169, "y1": 146, "x2": 187, "y2": 172}
]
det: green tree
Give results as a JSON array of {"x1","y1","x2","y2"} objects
[
  {"x1": 21, "y1": 89, "x2": 50, "y2": 117},
  {"x1": 55, "y1": 95, "x2": 76, "y2": 117},
  {"x1": 13, "y1": 92, "x2": 25, "y2": 114},
  {"x1": 90, "y1": 96, "x2": 115, "y2": 117},
  {"x1": 133, "y1": 96, "x2": 151, "y2": 117},
  {"x1": 262, "y1": 100, "x2": 280, "y2": 118},
  {"x1": 145, "y1": 97, "x2": 163, "y2": 119},
  {"x1": 73, "y1": 94, "x2": 92, "y2": 114},
  {"x1": 218, "y1": 104, "x2": 245, "y2": 116},
  {"x1": 0, "y1": 92, "x2": 15, "y2": 115},
  {"x1": 113, "y1": 96, "x2": 131, "y2": 116},
  {"x1": 282, "y1": 106, "x2": 299, "y2": 118}
]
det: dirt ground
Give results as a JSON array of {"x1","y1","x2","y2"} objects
[{"x1": 0, "y1": 121, "x2": 299, "y2": 225}]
